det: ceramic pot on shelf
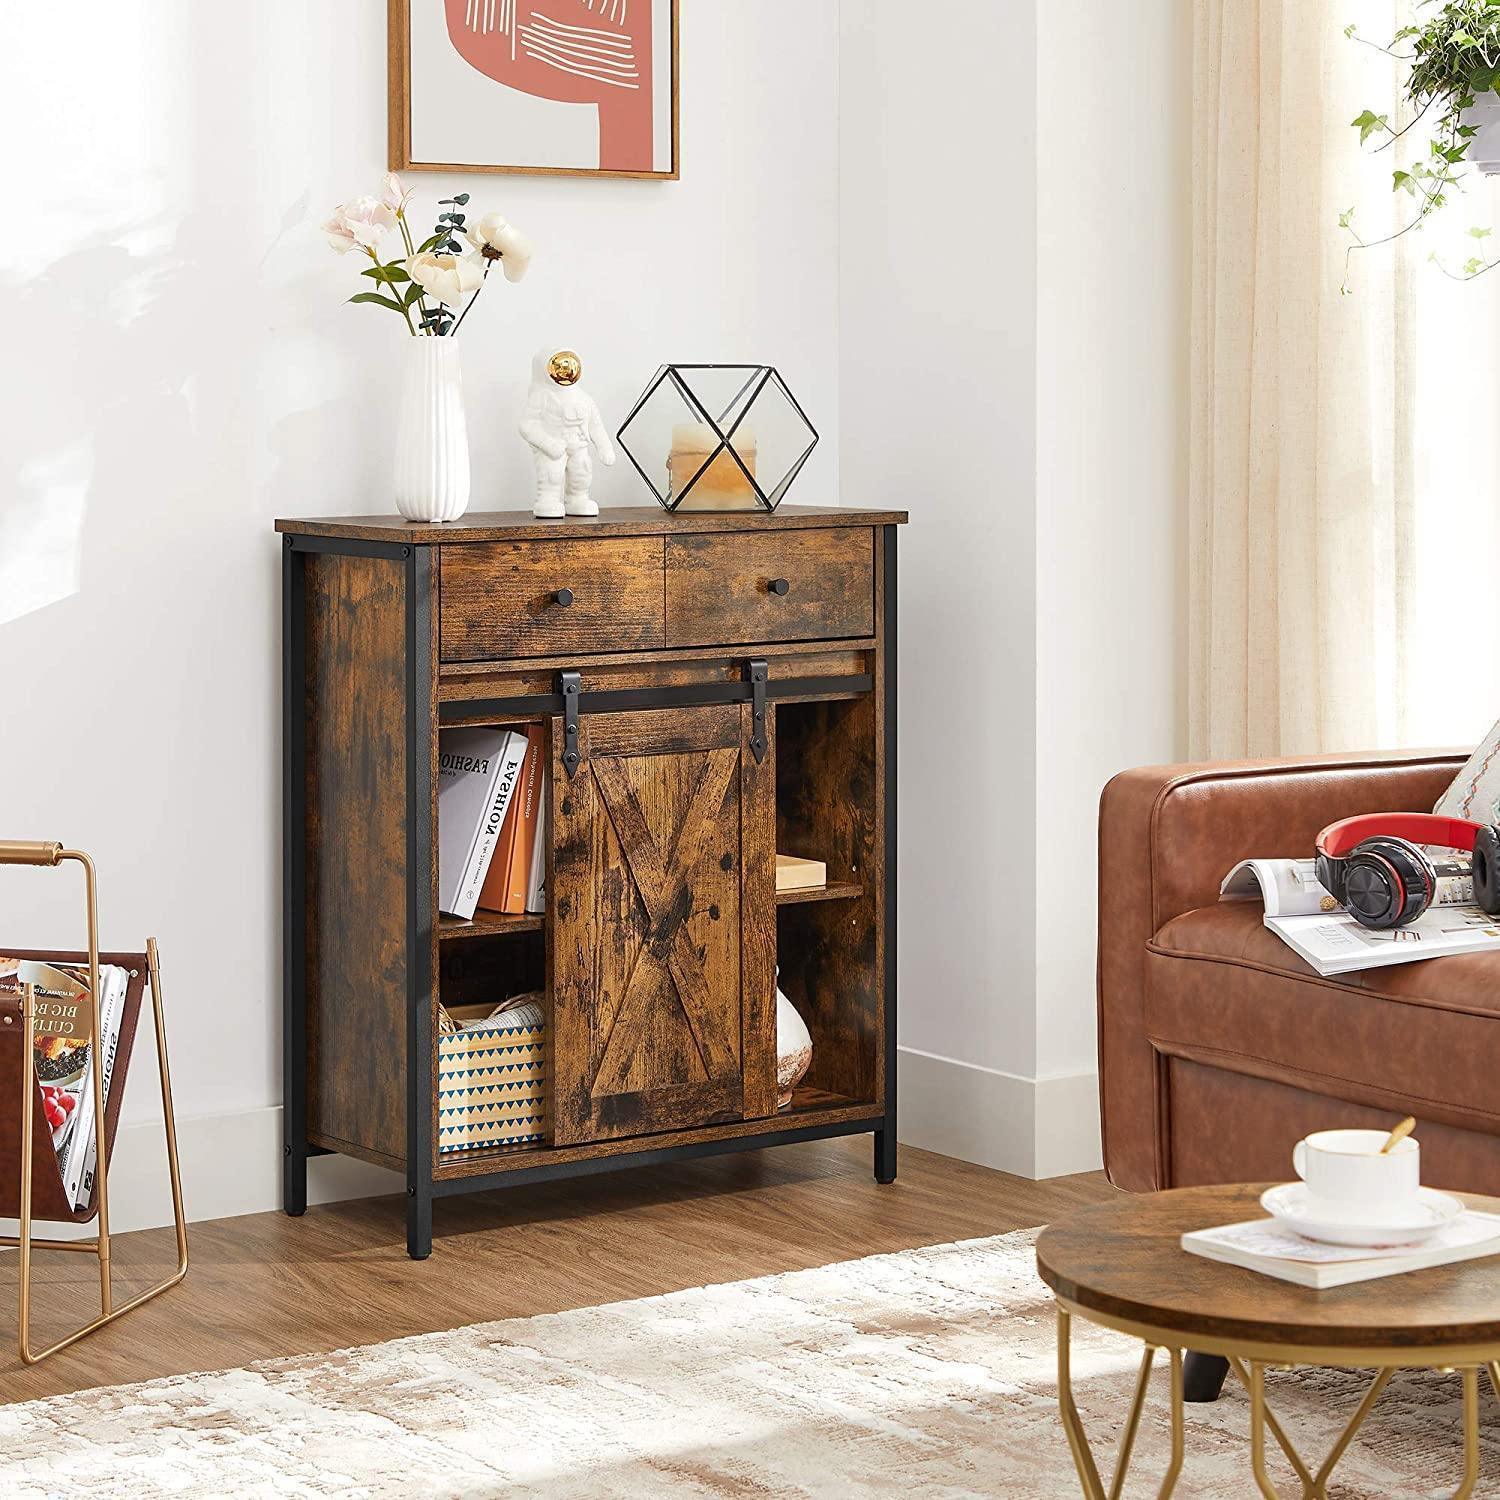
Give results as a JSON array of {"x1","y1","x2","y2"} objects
[
  {"x1": 775, "y1": 973, "x2": 812, "y2": 1110},
  {"x1": 394, "y1": 336, "x2": 471, "y2": 523}
]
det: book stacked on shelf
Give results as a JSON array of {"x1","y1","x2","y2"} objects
[
  {"x1": 0, "y1": 956, "x2": 130, "y2": 1211},
  {"x1": 438, "y1": 725, "x2": 548, "y2": 920}
]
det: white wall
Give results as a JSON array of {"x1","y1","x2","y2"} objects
[
  {"x1": 838, "y1": 0, "x2": 1040, "y2": 1118},
  {"x1": 0, "y1": 0, "x2": 842, "y2": 1232},
  {"x1": 1033, "y1": 4, "x2": 1191, "y2": 1086},
  {"x1": 841, "y1": 0, "x2": 1189, "y2": 1178}
]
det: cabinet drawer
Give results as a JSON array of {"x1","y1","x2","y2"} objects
[
  {"x1": 664, "y1": 528, "x2": 874, "y2": 648},
  {"x1": 440, "y1": 538, "x2": 665, "y2": 661}
]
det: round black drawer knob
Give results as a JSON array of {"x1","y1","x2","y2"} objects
[
  {"x1": 553, "y1": 587, "x2": 575, "y2": 607},
  {"x1": 769, "y1": 577, "x2": 790, "y2": 596}
]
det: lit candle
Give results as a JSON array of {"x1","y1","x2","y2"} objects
[{"x1": 668, "y1": 422, "x2": 757, "y2": 508}]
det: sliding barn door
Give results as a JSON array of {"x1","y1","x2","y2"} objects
[{"x1": 549, "y1": 702, "x2": 776, "y2": 1144}]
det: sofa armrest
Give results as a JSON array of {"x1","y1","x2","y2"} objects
[{"x1": 1097, "y1": 748, "x2": 1467, "y2": 1192}]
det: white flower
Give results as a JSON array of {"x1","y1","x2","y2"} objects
[
  {"x1": 407, "y1": 251, "x2": 485, "y2": 304},
  {"x1": 382, "y1": 172, "x2": 413, "y2": 214},
  {"x1": 322, "y1": 213, "x2": 358, "y2": 254},
  {"x1": 324, "y1": 195, "x2": 395, "y2": 255},
  {"x1": 466, "y1": 212, "x2": 533, "y2": 283}
]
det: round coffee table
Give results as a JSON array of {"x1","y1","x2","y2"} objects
[{"x1": 1036, "y1": 1183, "x2": 1500, "y2": 1499}]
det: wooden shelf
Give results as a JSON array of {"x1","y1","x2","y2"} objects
[
  {"x1": 433, "y1": 1086, "x2": 882, "y2": 1181},
  {"x1": 775, "y1": 880, "x2": 863, "y2": 907},
  {"x1": 438, "y1": 910, "x2": 544, "y2": 942}
]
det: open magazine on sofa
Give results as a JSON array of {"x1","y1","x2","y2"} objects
[{"x1": 1221, "y1": 857, "x2": 1500, "y2": 976}]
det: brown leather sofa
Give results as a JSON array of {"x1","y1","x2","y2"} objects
[{"x1": 1095, "y1": 747, "x2": 1500, "y2": 1197}]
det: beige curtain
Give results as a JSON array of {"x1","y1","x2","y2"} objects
[
  {"x1": 1189, "y1": 1, "x2": 1420, "y2": 759},
  {"x1": 1194, "y1": 5, "x2": 1500, "y2": 762}
]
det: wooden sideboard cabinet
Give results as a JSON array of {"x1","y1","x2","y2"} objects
[{"x1": 276, "y1": 505, "x2": 906, "y2": 1258}]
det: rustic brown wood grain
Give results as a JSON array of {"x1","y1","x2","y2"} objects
[
  {"x1": 435, "y1": 1092, "x2": 882, "y2": 1179},
  {"x1": 0, "y1": 1144, "x2": 1111, "y2": 1405},
  {"x1": 304, "y1": 552, "x2": 409, "y2": 1166},
  {"x1": 439, "y1": 647, "x2": 871, "y2": 702},
  {"x1": 775, "y1": 696, "x2": 882, "y2": 1105},
  {"x1": 774, "y1": 881, "x2": 864, "y2": 907},
  {"x1": 439, "y1": 537, "x2": 665, "y2": 662},
  {"x1": 665, "y1": 527, "x2": 876, "y2": 648},
  {"x1": 276, "y1": 506, "x2": 909, "y2": 546},
  {"x1": 284, "y1": 508, "x2": 903, "y2": 1247},
  {"x1": 550, "y1": 706, "x2": 756, "y2": 1144},
  {"x1": 740, "y1": 702, "x2": 778, "y2": 1120},
  {"x1": 1037, "y1": 1184, "x2": 1500, "y2": 1350}
]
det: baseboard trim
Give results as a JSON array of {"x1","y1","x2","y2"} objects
[
  {"x1": 896, "y1": 1047, "x2": 1101, "y2": 1179},
  {"x1": 1, "y1": 1106, "x2": 403, "y2": 1241}
]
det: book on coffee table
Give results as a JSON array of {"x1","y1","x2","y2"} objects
[{"x1": 1182, "y1": 1213, "x2": 1500, "y2": 1288}]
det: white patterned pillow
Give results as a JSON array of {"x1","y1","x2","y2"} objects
[{"x1": 1435, "y1": 719, "x2": 1500, "y2": 824}]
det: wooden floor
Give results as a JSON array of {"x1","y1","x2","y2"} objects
[{"x1": 0, "y1": 1136, "x2": 1114, "y2": 1405}]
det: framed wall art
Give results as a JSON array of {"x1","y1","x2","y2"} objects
[{"x1": 389, "y1": 0, "x2": 679, "y2": 179}]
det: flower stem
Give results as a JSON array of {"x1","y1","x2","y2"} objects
[
  {"x1": 449, "y1": 261, "x2": 492, "y2": 339},
  {"x1": 367, "y1": 247, "x2": 418, "y2": 336},
  {"x1": 396, "y1": 208, "x2": 435, "y2": 334}
]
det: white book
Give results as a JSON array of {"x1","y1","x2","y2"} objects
[
  {"x1": 74, "y1": 965, "x2": 131, "y2": 1211},
  {"x1": 525, "y1": 764, "x2": 548, "y2": 915},
  {"x1": 438, "y1": 728, "x2": 522, "y2": 919},
  {"x1": 1221, "y1": 858, "x2": 1343, "y2": 917},
  {"x1": 1183, "y1": 1212, "x2": 1500, "y2": 1288},
  {"x1": 1265, "y1": 904, "x2": 1500, "y2": 976},
  {"x1": 58, "y1": 964, "x2": 127, "y2": 1209}
]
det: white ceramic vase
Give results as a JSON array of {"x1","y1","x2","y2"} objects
[
  {"x1": 394, "y1": 336, "x2": 471, "y2": 523},
  {"x1": 1462, "y1": 97, "x2": 1500, "y2": 174},
  {"x1": 775, "y1": 977, "x2": 812, "y2": 1110}
]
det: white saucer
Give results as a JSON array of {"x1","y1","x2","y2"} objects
[{"x1": 1261, "y1": 1182, "x2": 1465, "y2": 1248}]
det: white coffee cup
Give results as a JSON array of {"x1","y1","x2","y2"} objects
[{"x1": 1292, "y1": 1128, "x2": 1420, "y2": 1215}]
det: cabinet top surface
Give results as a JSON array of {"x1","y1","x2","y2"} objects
[{"x1": 275, "y1": 504, "x2": 908, "y2": 544}]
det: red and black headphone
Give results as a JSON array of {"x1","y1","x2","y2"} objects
[{"x1": 1315, "y1": 813, "x2": 1500, "y2": 929}]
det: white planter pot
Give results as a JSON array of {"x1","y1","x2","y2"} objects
[
  {"x1": 394, "y1": 336, "x2": 471, "y2": 523},
  {"x1": 1462, "y1": 97, "x2": 1500, "y2": 175}
]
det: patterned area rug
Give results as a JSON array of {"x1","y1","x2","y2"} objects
[{"x1": 2, "y1": 1230, "x2": 1495, "y2": 1497}]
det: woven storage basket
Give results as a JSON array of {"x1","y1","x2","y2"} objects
[{"x1": 437, "y1": 1003, "x2": 546, "y2": 1154}]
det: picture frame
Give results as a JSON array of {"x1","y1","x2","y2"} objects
[{"x1": 388, "y1": 0, "x2": 680, "y2": 180}]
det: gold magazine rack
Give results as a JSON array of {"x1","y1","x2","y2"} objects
[{"x1": 0, "y1": 841, "x2": 187, "y2": 1365}]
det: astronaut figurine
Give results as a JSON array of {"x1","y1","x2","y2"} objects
[{"x1": 519, "y1": 346, "x2": 616, "y2": 519}]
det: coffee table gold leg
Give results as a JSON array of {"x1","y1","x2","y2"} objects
[
  {"x1": 1157, "y1": 1347, "x2": 1184, "y2": 1499},
  {"x1": 1452, "y1": 1366, "x2": 1480, "y2": 1500},
  {"x1": 1248, "y1": 1362, "x2": 1283, "y2": 1499},
  {"x1": 1057, "y1": 1307, "x2": 1107, "y2": 1499},
  {"x1": 1055, "y1": 1306, "x2": 1182, "y2": 1499},
  {"x1": 1308, "y1": 1367, "x2": 1393, "y2": 1497},
  {"x1": 1229, "y1": 1357, "x2": 1314, "y2": 1492}
]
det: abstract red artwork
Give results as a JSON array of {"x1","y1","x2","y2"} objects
[{"x1": 391, "y1": 0, "x2": 678, "y2": 178}]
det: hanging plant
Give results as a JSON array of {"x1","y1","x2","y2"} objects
[{"x1": 1342, "y1": 1, "x2": 1500, "y2": 290}]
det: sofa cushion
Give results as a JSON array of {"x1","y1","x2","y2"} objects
[{"x1": 1145, "y1": 900, "x2": 1500, "y2": 1137}]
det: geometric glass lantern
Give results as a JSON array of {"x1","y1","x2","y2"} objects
[{"x1": 616, "y1": 364, "x2": 819, "y2": 512}]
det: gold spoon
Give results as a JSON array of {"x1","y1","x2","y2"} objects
[{"x1": 1380, "y1": 1116, "x2": 1417, "y2": 1154}]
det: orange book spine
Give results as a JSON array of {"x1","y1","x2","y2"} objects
[
  {"x1": 476, "y1": 744, "x2": 527, "y2": 914},
  {"x1": 503, "y1": 727, "x2": 546, "y2": 913}
]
